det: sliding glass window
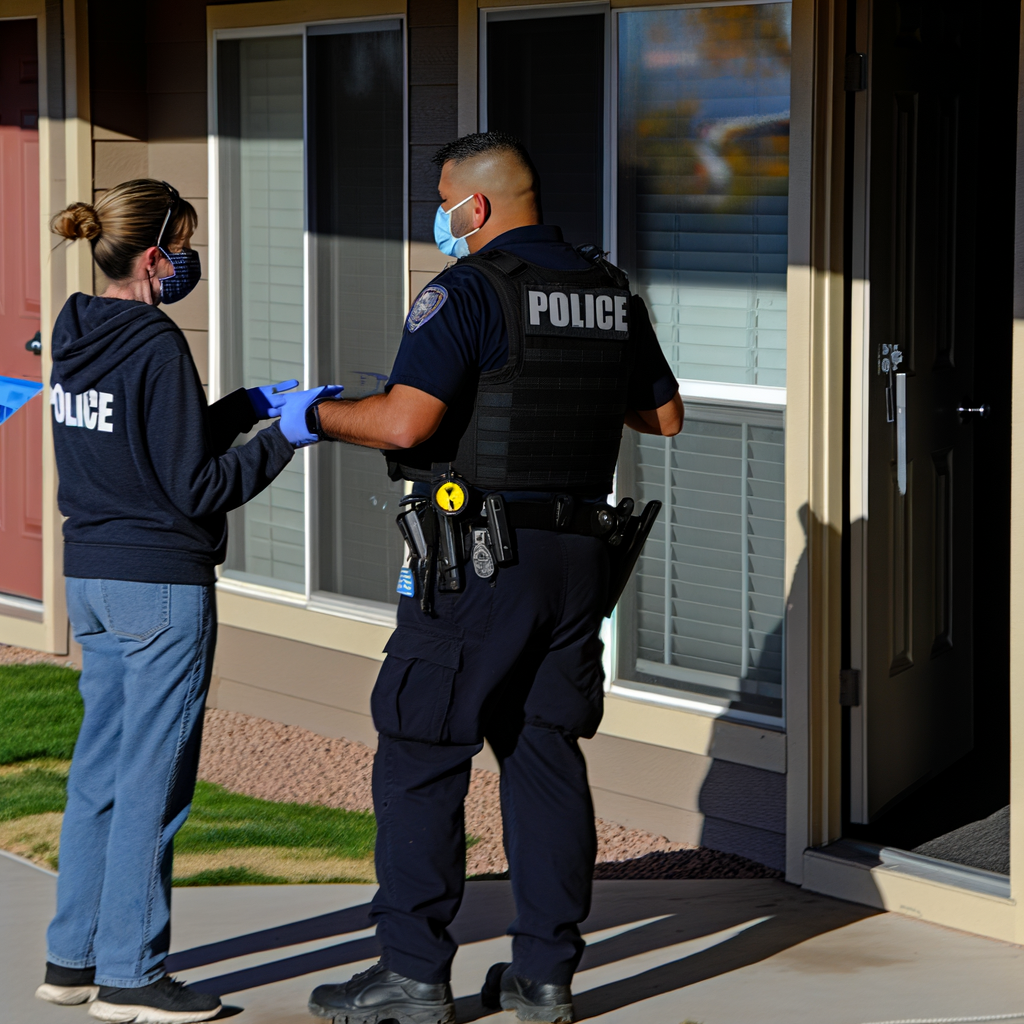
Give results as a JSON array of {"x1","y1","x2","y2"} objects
[
  {"x1": 615, "y1": 2, "x2": 791, "y2": 721},
  {"x1": 217, "y1": 20, "x2": 405, "y2": 609}
]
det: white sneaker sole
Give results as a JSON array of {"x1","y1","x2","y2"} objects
[
  {"x1": 36, "y1": 983, "x2": 101, "y2": 1005},
  {"x1": 88, "y1": 999, "x2": 221, "y2": 1023}
]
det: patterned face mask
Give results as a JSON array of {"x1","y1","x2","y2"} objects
[
  {"x1": 155, "y1": 203, "x2": 202, "y2": 304},
  {"x1": 157, "y1": 247, "x2": 202, "y2": 303}
]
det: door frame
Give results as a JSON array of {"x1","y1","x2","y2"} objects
[
  {"x1": 1008, "y1": 0, "x2": 1024, "y2": 945},
  {"x1": 0, "y1": 0, "x2": 91, "y2": 654},
  {"x1": 800, "y1": 0, "x2": 1024, "y2": 945}
]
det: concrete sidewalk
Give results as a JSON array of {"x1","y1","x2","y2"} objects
[{"x1": 5, "y1": 851, "x2": 1024, "y2": 1024}]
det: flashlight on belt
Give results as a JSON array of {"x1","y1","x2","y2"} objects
[{"x1": 432, "y1": 472, "x2": 469, "y2": 593}]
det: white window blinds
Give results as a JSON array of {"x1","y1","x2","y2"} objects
[{"x1": 630, "y1": 404, "x2": 785, "y2": 718}]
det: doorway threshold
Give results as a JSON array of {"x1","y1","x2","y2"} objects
[
  {"x1": 803, "y1": 840, "x2": 1015, "y2": 943},
  {"x1": 818, "y1": 839, "x2": 1010, "y2": 898}
]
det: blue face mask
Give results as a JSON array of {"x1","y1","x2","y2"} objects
[
  {"x1": 433, "y1": 194, "x2": 480, "y2": 258},
  {"x1": 155, "y1": 202, "x2": 202, "y2": 304}
]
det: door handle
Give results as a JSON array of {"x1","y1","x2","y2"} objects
[
  {"x1": 24, "y1": 331, "x2": 41, "y2": 355},
  {"x1": 896, "y1": 372, "x2": 907, "y2": 496},
  {"x1": 957, "y1": 403, "x2": 990, "y2": 419}
]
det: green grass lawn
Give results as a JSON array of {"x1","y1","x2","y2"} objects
[
  {"x1": 0, "y1": 766, "x2": 69, "y2": 821},
  {"x1": 0, "y1": 665, "x2": 84, "y2": 763},
  {"x1": 0, "y1": 663, "x2": 378, "y2": 883}
]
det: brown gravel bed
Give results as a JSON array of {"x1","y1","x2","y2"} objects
[
  {"x1": 0, "y1": 641, "x2": 776, "y2": 880},
  {"x1": 197, "y1": 708, "x2": 774, "y2": 880},
  {"x1": 0, "y1": 644, "x2": 73, "y2": 667}
]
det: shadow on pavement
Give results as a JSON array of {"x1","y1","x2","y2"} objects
[
  {"x1": 169, "y1": 879, "x2": 877, "y2": 1019},
  {"x1": 572, "y1": 895, "x2": 871, "y2": 1020}
]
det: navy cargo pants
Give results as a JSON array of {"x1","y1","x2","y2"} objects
[{"x1": 369, "y1": 526, "x2": 610, "y2": 987}]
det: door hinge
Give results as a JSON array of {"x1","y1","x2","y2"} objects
[
  {"x1": 844, "y1": 52, "x2": 867, "y2": 92},
  {"x1": 839, "y1": 668, "x2": 861, "y2": 706}
]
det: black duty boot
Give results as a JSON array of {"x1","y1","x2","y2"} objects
[
  {"x1": 481, "y1": 962, "x2": 575, "y2": 1023},
  {"x1": 35, "y1": 962, "x2": 100, "y2": 1005},
  {"x1": 89, "y1": 975, "x2": 221, "y2": 1023},
  {"x1": 308, "y1": 961, "x2": 455, "y2": 1024}
]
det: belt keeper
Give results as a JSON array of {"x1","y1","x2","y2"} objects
[{"x1": 554, "y1": 494, "x2": 575, "y2": 529}]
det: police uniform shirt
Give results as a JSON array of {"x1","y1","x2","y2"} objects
[{"x1": 388, "y1": 225, "x2": 678, "y2": 418}]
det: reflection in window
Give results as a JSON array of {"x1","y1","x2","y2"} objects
[
  {"x1": 618, "y1": 4, "x2": 791, "y2": 387},
  {"x1": 217, "y1": 25, "x2": 406, "y2": 604},
  {"x1": 487, "y1": 12, "x2": 605, "y2": 247},
  {"x1": 218, "y1": 36, "x2": 306, "y2": 591},
  {"x1": 616, "y1": 4, "x2": 791, "y2": 720},
  {"x1": 308, "y1": 24, "x2": 405, "y2": 604}
]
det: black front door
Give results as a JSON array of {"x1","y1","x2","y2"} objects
[{"x1": 849, "y1": 0, "x2": 1017, "y2": 841}]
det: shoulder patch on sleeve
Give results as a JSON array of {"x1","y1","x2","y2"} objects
[{"x1": 406, "y1": 285, "x2": 448, "y2": 333}]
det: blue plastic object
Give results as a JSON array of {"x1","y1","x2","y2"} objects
[
  {"x1": 396, "y1": 566, "x2": 416, "y2": 597},
  {"x1": 0, "y1": 376, "x2": 43, "y2": 426}
]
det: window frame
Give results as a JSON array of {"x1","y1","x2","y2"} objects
[
  {"x1": 477, "y1": 0, "x2": 792, "y2": 728},
  {"x1": 208, "y1": 12, "x2": 409, "y2": 628},
  {"x1": 606, "y1": 0, "x2": 791, "y2": 729}
]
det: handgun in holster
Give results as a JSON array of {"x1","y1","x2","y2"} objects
[{"x1": 595, "y1": 498, "x2": 663, "y2": 618}]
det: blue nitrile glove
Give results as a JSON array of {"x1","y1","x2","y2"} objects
[
  {"x1": 247, "y1": 379, "x2": 299, "y2": 419},
  {"x1": 277, "y1": 385, "x2": 344, "y2": 447}
]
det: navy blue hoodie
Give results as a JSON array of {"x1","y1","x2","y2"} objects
[{"x1": 50, "y1": 294, "x2": 295, "y2": 585}]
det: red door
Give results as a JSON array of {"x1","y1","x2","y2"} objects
[{"x1": 0, "y1": 19, "x2": 42, "y2": 601}]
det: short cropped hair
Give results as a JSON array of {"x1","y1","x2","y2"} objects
[{"x1": 433, "y1": 131, "x2": 538, "y2": 185}]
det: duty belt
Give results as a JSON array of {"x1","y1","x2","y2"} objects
[
  {"x1": 474, "y1": 496, "x2": 613, "y2": 538},
  {"x1": 395, "y1": 482, "x2": 661, "y2": 618}
]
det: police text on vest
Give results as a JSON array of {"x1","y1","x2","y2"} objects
[{"x1": 522, "y1": 285, "x2": 630, "y2": 340}]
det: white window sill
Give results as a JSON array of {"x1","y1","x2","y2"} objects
[
  {"x1": 215, "y1": 576, "x2": 398, "y2": 629},
  {"x1": 600, "y1": 681, "x2": 787, "y2": 773},
  {"x1": 676, "y1": 378, "x2": 786, "y2": 408},
  {"x1": 609, "y1": 679, "x2": 784, "y2": 731}
]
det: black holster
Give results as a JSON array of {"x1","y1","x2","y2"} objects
[{"x1": 603, "y1": 500, "x2": 662, "y2": 617}]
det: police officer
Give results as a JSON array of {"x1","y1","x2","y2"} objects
[{"x1": 306, "y1": 132, "x2": 683, "y2": 1024}]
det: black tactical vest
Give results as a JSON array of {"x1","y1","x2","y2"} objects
[{"x1": 386, "y1": 248, "x2": 635, "y2": 496}]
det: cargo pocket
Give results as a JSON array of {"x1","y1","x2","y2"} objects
[{"x1": 371, "y1": 625, "x2": 464, "y2": 743}]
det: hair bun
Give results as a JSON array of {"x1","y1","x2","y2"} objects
[{"x1": 51, "y1": 202, "x2": 102, "y2": 242}]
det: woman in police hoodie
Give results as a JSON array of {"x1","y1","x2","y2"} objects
[{"x1": 35, "y1": 179, "x2": 337, "y2": 1024}]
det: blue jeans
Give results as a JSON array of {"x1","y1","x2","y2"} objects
[{"x1": 46, "y1": 579, "x2": 216, "y2": 988}]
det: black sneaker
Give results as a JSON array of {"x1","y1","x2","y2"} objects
[
  {"x1": 35, "y1": 962, "x2": 100, "y2": 1005},
  {"x1": 88, "y1": 975, "x2": 221, "y2": 1023},
  {"x1": 308, "y1": 960, "x2": 454, "y2": 1024},
  {"x1": 481, "y1": 962, "x2": 575, "y2": 1023}
]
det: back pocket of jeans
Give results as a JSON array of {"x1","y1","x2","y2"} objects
[{"x1": 100, "y1": 581, "x2": 171, "y2": 641}]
